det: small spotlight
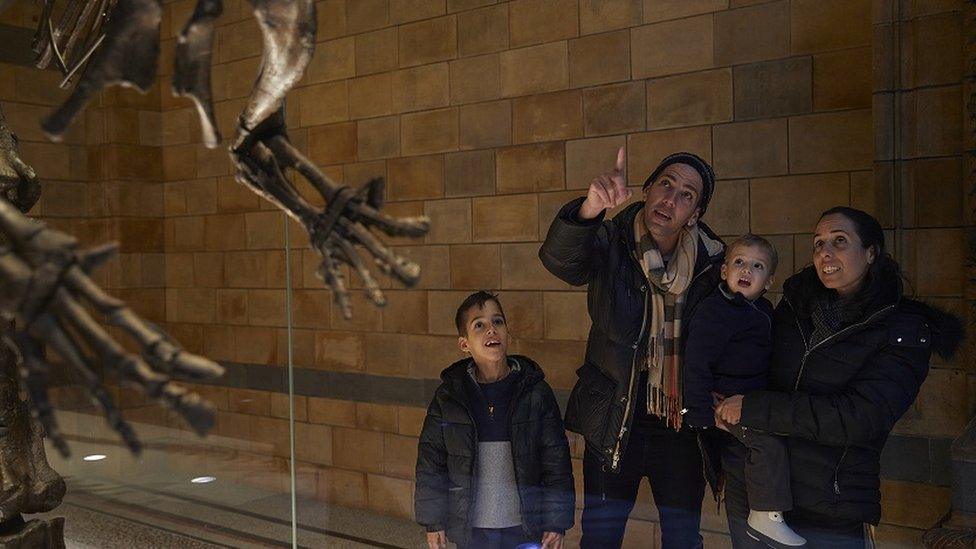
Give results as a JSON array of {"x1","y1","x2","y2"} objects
[
  {"x1": 83, "y1": 454, "x2": 107, "y2": 462},
  {"x1": 190, "y1": 476, "x2": 216, "y2": 484}
]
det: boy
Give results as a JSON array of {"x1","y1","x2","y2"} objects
[
  {"x1": 682, "y1": 235, "x2": 806, "y2": 548},
  {"x1": 415, "y1": 291, "x2": 575, "y2": 549}
]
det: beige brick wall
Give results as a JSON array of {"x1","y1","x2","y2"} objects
[{"x1": 6, "y1": 0, "x2": 969, "y2": 547}]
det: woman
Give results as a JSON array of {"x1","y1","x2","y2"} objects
[{"x1": 715, "y1": 207, "x2": 963, "y2": 547}]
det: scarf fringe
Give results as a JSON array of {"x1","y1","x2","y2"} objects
[{"x1": 648, "y1": 387, "x2": 683, "y2": 430}]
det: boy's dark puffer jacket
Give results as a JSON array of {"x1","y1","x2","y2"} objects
[
  {"x1": 736, "y1": 266, "x2": 964, "y2": 525},
  {"x1": 414, "y1": 355, "x2": 575, "y2": 547}
]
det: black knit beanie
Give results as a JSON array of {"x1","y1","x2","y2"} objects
[{"x1": 640, "y1": 152, "x2": 716, "y2": 217}]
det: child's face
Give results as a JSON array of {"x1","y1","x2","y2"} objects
[
  {"x1": 457, "y1": 300, "x2": 511, "y2": 364},
  {"x1": 720, "y1": 244, "x2": 773, "y2": 301}
]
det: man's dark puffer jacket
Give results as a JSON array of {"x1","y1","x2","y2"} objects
[
  {"x1": 414, "y1": 355, "x2": 575, "y2": 547},
  {"x1": 538, "y1": 197, "x2": 724, "y2": 471},
  {"x1": 735, "y1": 266, "x2": 964, "y2": 525}
]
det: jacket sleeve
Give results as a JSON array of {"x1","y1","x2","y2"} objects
[
  {"x1": 414, "y1": 395, "x2": 450, "y2": 531},
  {"x1": 740, "y1": 333, "x2": 931, "y2": 446},
  {"x1": 682, "y1": 297, "x2": 733, "y2": 428},
  {"x1": 538, "y1": 384, "x2": 576, "y2": 533},
  {"x1": 538, "y1": 196, "x2": 609, "y2": 286}
]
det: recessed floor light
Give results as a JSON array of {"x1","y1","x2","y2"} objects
[
  {"x1": 191, "y1": 476, "x2": 216, "y2": 484},
  {"x1": 83, "y1": 454, "x2": 107, "y2": 462}
]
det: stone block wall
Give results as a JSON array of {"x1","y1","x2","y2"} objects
[{"x1": 2, "y1": 0, "x2": 970, "y2": 547}]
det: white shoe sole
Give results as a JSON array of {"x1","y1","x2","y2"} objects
[{"x1": 746, "y1": 525, "x2": 807, "y2": 548}]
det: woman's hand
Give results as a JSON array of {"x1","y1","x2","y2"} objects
[
  {"x1": 426, "y1": 530, "x2": 447, "y2": 549},
  {"x1": 542, "y1": 531, "x2": 564, "y2": 549},
  {"x1": 716, "y1": 394, "x2": 744, "y2": 425}
]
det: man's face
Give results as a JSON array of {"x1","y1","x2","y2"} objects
[
  {"x1": 457, "y1": 300, "x2": 510, "y2": 364},
  {"x1": 641, "y1": 163, "x2": 703, "y2": 239}
]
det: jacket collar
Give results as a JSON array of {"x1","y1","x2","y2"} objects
[{"x1": 439, "y1": 354, "x2": 544, "y2": 396}]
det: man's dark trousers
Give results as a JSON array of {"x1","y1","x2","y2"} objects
[{"x1": 581, "y1": 427, "x2": 705, "y2": 548}]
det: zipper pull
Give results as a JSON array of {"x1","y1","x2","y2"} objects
[{"x1": 833, "y1": 479, "x2": 840, "y2": 495}]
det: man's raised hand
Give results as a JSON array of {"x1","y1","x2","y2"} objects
[{"x1": 578, "y1": 146, "x2": 632, "y2": 220}]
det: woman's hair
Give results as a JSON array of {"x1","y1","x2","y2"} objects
[{"x1": 819, "y1": 206, "x2": 903, "y2": 303}]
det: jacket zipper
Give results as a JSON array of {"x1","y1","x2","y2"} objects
[
  {"x1": 833, "y1": 446, "x2": 849, "y2": 495},
  {"x1": 506, "y1": 377, "x2": 531, "y2": 534},
  {"x1": 610, "y1": 262, "x2": 714, "y2": 470},
  {"x1": 784, "y1": 297, "x2": 895, "y2": 391}
]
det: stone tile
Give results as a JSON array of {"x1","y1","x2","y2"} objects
[
  {"x1": 330, "y1": 292, "x2": 384, "y2": 331},
  {"x1": 512, "y1": 338, "x2": 587, "y2": 390},
  {"x1": 307, "y1": 122, "x2": 357, "y2": 166},
  {"x1": 789, "y1": 109, "x2": 872, "y2": 173},
  {"x1": 459, "y1": 100, "x2": 512, "y2": 149},
  {"x1": 643, "y1": 0, "x2": 726, "y2": 23},
  {"x1": 565, "y1": 136, "x2": 625, "y2": 190},
  {"x1": 631, "y1": 15, "x2": 713, "y2": 79},
  {"x1": 569, "y1": 30, "x2": 630, "y2": 88},
  {"x1": 318, "y1": 467, "x2": 367, "y2": 509},
  {"x1": 813, "y1": 47, "x2": 871, "y2": 111},
  {"x1": 627, "y1": 127, "x2": 712, "y2": 187},
  {"x1": 425, "y1": 198, "x2": 472, "y2": 243},
  {"x1": 872, "y1": 524, "x2": 926, "y2": 548},
  {"x1": 496, "y1": 290, "x2": 545, "y2": 340},
  {"x1": 500, "y1": 41, "x2": 569, "y2": 98},
  {"x1": 392, "y1": 63, "x2": 451, "y2": 113},
  {"x1": 910, "y1": 228, "x2": 964, "y2": 297},
  {"x1": 400, "y1": 107, "x2": 459, "y2": 156},
  {"x1": 472, "y1": 194, "x2": 539, "y2": 242},
  {"x1": 315, "y1": 0, "x2": 345, "y2": 39},
  {"x1": 389, "y1": 0, "x2": 445, "y2": 24},
  {"x1": 912, "y1": 12, "x2": 963, "y2": 87},
  {"x1": 749, "y1": 173, "x2": 850, "y2": 234},
  {"x1": 447, "y1": 0, "x2": 496, "y2": 12},
  {"x1": 713, "y1": 1, "x2": 789, "y2": 66},
  {"x1": 362, "y1": 333, "x2": 412, "y2": 376},
  {"x1": 348, "y1": 73, "x2": 394, "y2": 119},
  {"x1": 357, "y1": 115, "x2": 399, "y2": 160},
  {"x1": 398, "y1": 15, "x2": 457, "y2": 68},
  {"x1": 382, "y1": 290, "x2": 429, "y2": 334},
  {"x1": 501, "y1": 243, "x2": 574, "y2": 291},
  {"x1": 445, "y1": 149, "x2": 495, "y2": 197},
  {"x1": 383, "y1": 433, "x2": 419, "y2": 478},
  {"x1": 357, "y1": 402, "x2": 399, "y2": 432},
  {"x1": 396, "y1": 245, "x2": 451, "y2": 290},
  {"x1": 224, "y1": 251, "x2": 268, "y2": 287},
  {"x1": 911, "y1": 85, "x2": 962, "y2": 158},
  {"x1": 496, "y1": 142, "x2": 565, "y2": 194},
  {"x1": 450, "y1": 244, "x2": 501, "y2": 288},
  {"x1": 355, "y1": 28, "x2": 398, "y2": 76},
  {"x1": 427, "y1": 290, "x2": 470, "y2": 335},
  {"x1": 509, "y1": 0, "x2": 579, "y2": 48},
  {"x1": 367, "y1": 474, "x2": 414, "y2": 519},
  {"x1": 791, "y1": 0, "x2": 871, "y2": 54},
  {"x1": 305, "y1": 37, "x2": 355, "y2": 83},
  {"x1": 397, "y1": 406, "x2": 427, "y2": 437},
  {"x1": 234, "y1": 326, "x2": 278, "y2": 364},
  {"x1": 705, "y1": 179, "x2": 750, "y2": 236},
  {"x1": 584, "y1": 81, "x2": 645, "y2": 136},
  {"x1": 734, "y1": 58, "x2": 812, "y2": 120},
  {"x1": 333, "y1": 427, "x2": 384, "y2": 472},
  {"x1": 851, "y1": 167, "x2": 894, "y2": 229},
  {"x1": 544, "y1": 291, "x2": 590, "y2": 340},
  {"x1": 880, "y1": 480, "x2": 949, "y2": 529},
  {"x1": 580, "y1": 0, "x2": 641, "y2": 34},
  {"x1": 345, "y1": 0, "x2": 389, "y2": 34},
  {"x1": 647, "y1": 69, "x2": 732, "y2": 129},
  {"x1": 307, "y1": 396, "x2": 357, "y2": 426},
  {"x1": 539, "y1": 190, "x2": 589, "y2": 238},
  {"x1": 295, "y1": 422, "x2": 333, "y2": 465},
  {"x1": 512, "y1": 90, "x2": 583, "y2": 144},
  {"x1": 450, "y1": 54, "x2": 501, "y2": 104},
  {"x1": 387, "y1": 154, "x2": 445, "y2": 200},
  {"x1": 713, "y1": 119, "x2": 788, "y2": 179},
  {"x1": 457, "y1": 4, "x2": 508, "y2": 56},
  {"x1": 907, "y1": 157, "x2": 965, "y2": 228}
]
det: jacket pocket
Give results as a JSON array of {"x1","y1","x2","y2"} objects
[{"x1": 564, "y1": 363, "x2": 617, "y2": 449}]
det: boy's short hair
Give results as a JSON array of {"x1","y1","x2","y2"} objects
[
  {"x1": 455, "y1": 290, "x2": 506, "y2": 336},
  {"x1": 727, "y1": 233, "x2": 779, "y2": 275}
]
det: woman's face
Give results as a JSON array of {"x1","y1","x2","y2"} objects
[{"x1": 813, "y1": 213, "x2": 876, "y2": 297}]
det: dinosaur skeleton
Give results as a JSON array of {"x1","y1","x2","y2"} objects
[{"x1": 0, "y1": 0, "x2": 430, "y2": 470}]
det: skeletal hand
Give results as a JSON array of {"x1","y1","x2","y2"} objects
[
  {"x1": 0, "y1": 108, "x2": 41, "y2": 213},
  {"x1": 0, "y1": 199, "x2": 223, "y2": 456}
]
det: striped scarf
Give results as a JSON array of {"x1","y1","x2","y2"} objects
[{"x1": 634, "y1": 213, "x2": 699, "y2": 430}]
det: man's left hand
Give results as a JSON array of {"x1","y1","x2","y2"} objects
[{"x1": 542, "y1": 531, "x2": 564, "y2": 549}]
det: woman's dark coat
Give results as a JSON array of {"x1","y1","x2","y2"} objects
[
  {"x1": 413, "y1": 355, "x2": 575, "y2": 547},
  {"x1": 737, "y1": 266, "x2": 963, "y2": 525},
  {"x1": 537, "y1": 197, "x2": 724, "y2": 470}
]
